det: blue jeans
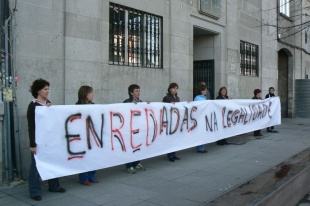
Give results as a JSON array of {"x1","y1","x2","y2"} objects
[
  {"x1": 28, "y1": 153, "x2": 61, "y2": 197},
  {"x1": 125, "y1": 161, "x2": 140, "y2": 169},
  {"x1": 196, "y1": 145, "x2": 205, "y2": 151},
  {"x1": 79, "y1": 171, "x2": 96, "y2": 183}
]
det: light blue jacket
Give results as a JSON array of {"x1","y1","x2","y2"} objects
[{"x1": 194, "y1": 95, "x2": 207, "y2": 101}]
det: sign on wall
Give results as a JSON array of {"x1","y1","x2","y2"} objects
[
  {"x1": 199, "y1": 0, "x2": 222, "y2": 19},
  {"x1": 35, "y1": 98, "x2": 281, "y2": 180}
]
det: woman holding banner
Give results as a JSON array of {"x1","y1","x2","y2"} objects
[
  {"x1": 194, "y1": 82, "x2": 208, "y2": 153},
  {"x1": 76, "y1": 85, "x2": 100, "y2": 186},
  {"x1": 123, "y1": 84, "x2": 147, "y2": 173},
  {"x1": 27, "y1": 79, "x2": 66, "y2": 201},
  {"x1": 252, "y1": 89, "x2": 263, "y2": 136},
  {"x1": 163, "y1": 83, "x2": 182, "y2": 162},
  {"x1": 265, "y1": 87, "x2": 279, "y2": 133},
  {"x1": 215, "y1": 87, "x2": 229, "y2": 145}
]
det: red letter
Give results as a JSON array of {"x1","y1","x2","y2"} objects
[{"x1": 145, "y1": 108, "x2": 158, "y2": 146}]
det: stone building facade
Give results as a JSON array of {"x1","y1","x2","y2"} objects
[{"x1": 0, "y1": 0, "x2": 309, "y2": 182}]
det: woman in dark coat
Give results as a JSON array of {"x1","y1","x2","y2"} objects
[
  {"x1": 252, "y1": 89, "x2": 263, "y2": 136},
  {"x1": 216, "y1": 87, "x2": 229, "y2": 145},
  {"x1": 163, "y1": 83, "x2": 181, "y2": 162},
  {"x1": 27, "y1": 79, "x2": 65, "y2": 201}
]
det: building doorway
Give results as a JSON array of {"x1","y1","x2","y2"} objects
[
  {"x1": 193, "y1": 27, "x2": 218, "y2": 100},
  {"x1": 193, "y1": 60, "x2": 214, "y2": 99}
]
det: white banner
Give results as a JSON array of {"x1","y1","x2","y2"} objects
[{"x1": 35, "y1": 98, "x2": 281, "y2": 180}]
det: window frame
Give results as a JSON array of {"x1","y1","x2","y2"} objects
[{"x1": 109, "y1": 3, "x2": 163, "y2": 68}]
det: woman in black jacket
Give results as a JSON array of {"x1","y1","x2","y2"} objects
[
  {"x1": 162, "y1": 83, "x2": 181, "y2": 162},
  {"x1": 265, "y1": 87, "x2": 279, "y2": 133},
  {"x1": 252, "y1": 89, "x2": 263, "y2": 136},
  {"x1": 216, "y1": 87, "x2": 229, "y2": 145},
  {"x1": 27, "y1": 79, "x2": 65, "y2": 201}
]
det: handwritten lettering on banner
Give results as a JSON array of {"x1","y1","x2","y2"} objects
[{"x1": 35, "y1": 98, "x2": 281, "y2": 180}]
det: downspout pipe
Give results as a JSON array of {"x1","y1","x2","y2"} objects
[
  {"x1": 4, "y1": 15, "x2": 13, "y2": 185},
  {"x1": 11, "y1": 5, "x2": 22, "y2": 180}
]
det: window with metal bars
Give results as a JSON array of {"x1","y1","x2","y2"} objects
[
  {"x1": 109, "y1": 3, "x2": 162, "y2": 68},
  {"x1": 240, "y1": 41, "x2": 259, "y2": 77}
]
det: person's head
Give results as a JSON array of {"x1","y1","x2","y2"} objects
[
  {"x1": 128, "y1": 84, "x2": 140, "y2": 99},
  {"x1": 30, "y1": 78, "x2": 50, "y2": 99},
  {"x1": 167, "y1": 83, "x2": 179, "y2": 96},
  {"x1": 196, "y1": 82, "x2": 207, "y2": 95},
  {"x1": 218, "y1": 87, "x2": 227, "y2": 97},
  {"x1": 254, "y1": 89, "x2": 262, "y2": 97},
  {"x1": 269, "y1": 87, "x2": 275, "y2": 94},
  {"x1": 77, "y1": 85, "x2": 94, "y2": 104}
]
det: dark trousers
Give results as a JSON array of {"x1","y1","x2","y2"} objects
[
  {"x1": 126, "y1": 161, "x2": 140, "y2": 169},
  {"x1": 28, "y1": 153, "x2": 60, "y2": 197},
  {"x1": 79, "y1": 171, "x2": 96, "y2": 183},
  {"x1": 267, "y1": 126, "x2": 275, "y2": 130},
  {"x1": 167, "y1": 152, "x2": 176, "y2": 158},
  {"x1": 217, "y1": 139, "x2": 227, "y2": 145},
  {"x1": 254, "y1": 130, "x2": 261, "y2": 135}
]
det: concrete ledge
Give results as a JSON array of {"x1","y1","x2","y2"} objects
[{"x1": 256, "y1": 165, "x2": 310, "y2": 206}]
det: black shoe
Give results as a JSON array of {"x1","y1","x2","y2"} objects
[
  {"x1": 174, "y1": 156, "x2": 180, "y2": 160},
  {"x1": 57, "y1": 188, "x2": 66, "y2": 193},
  {"x1": 267, "y1": 129, "x2": 273, "y2": 133},
  {"x1": 168, "y1": 157, "x2": 175, "y2": 162},
  {"x1": 272, "y1": 130, "x2": 279, "y2": 133},
  {"x1": 50, "y1": 187, "x2": 66, "y2": 193},
  {"x1": 31, "y1": 196, "x2": 42, "y2": 201},
  {"x1": 197, "y1": 150, "x2": 208, "y2": 153}
]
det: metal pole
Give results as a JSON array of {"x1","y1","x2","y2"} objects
[
  {"x1": 11, "y1": 10, "x2": 22, "y2": 180},
  {"x1": 4, "y1": 16, "x2": 12, "y2": 185}
]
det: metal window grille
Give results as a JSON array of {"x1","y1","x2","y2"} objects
[
  {"x1": 146, "y1": 15, "x2": 161, "y2": 68},
  {"x1": 109, "y1": 3, "x2": 162, "y2": 68},
  {"x1": 109, "y1": 4, "x2": 125, "y2": 65},
  {"x1": 240, "y1": 41, "x2": 259, "y2": 77},
  {"x1": 128, "y1": 11, "x2": 143, "y2": 66}
]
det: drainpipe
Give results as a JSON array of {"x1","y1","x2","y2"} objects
[
  {"x1": 11, "y1": 4, "x2": 22, "y2": 180},
  {"x1": 4, "y1": 16, "x2": 13, "y2": 185}
]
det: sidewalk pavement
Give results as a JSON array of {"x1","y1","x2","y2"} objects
[{"x1": 1, "y1": 118, "x2": 309, "y2": 206}]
